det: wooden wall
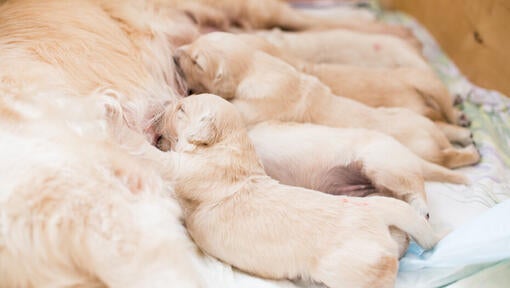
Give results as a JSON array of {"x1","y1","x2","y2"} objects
[{"x1": 381, "y1": 0, "x2": 510, "y2": 96}]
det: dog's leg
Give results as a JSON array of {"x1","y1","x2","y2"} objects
[
  {"x1": 177, "y1": 2, "x2": 230, "y2": 31},
  {"x1": 362, "y1": 162, "x2": 429, "y2": 218},
  {"x1": 389, "y1": 227, "x2": 410, "y2": 259},
  {"x1": 434, "y1": 122, "x2": 473, "y2": 146},
  {"x1": 441, "y1": 145, "x2": 481, "y2": 169},
  {"x1": 313, "y1": 240, "x2": 398, "y2": 288}
]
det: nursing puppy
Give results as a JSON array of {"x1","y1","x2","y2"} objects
[
  {"x1": 235, "y1": 34, "x2": 471, "y2": 130},
  {"x1": 249, "y1": 121, "x2": 467, "y2": 215},
  {"x1": 256, "y1": 28, "x2": 428, "y2": 69},
  {"x1": 156, "y1": 94, "x2": 439, "y2": 288},
  {"x1": 173, "y1": 33, "x2": 480, "y2": 168}
]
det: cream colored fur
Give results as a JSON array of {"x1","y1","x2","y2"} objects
[
  {"x1": 249, "y1": 122, "x2": 468, "y2": 217},
  {"x1": 235, "y1": 33, "x2": 472, "y2": 136},
  {"x1": 156, "y1": 94, "x2": 439, "y2": 288},
  {"x1": 0, "y1": 1, "x2": 304, "y2": 287},
  {"x1": 170, "y1": 0, "x2": 416, "y2": 42},
  {"x1": 174, "y1": 32, "x2": 480, "y2": 168},
  {"x1": 0, "y1": 90, "x2": 204, "y2": 287},
  {"x1": 257, "y1": 28, "x2": 428, "y2": 69},
  {"x1": 0, "y1": 0, "x2": 196, "y2": 137}
]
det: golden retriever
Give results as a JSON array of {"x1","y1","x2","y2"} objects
[
  {"x1": 0, "y1": 0, "x2": 199, "y2": 137},
  {"x1": 155, "y1": 93, "x2": 439, "y2": 288},
  {"x1": 0, "y1": 90, "x2": 203, "y2": 288},
  {"x1": 173, "y1": 32, "x2": 480, "y2": 168}
]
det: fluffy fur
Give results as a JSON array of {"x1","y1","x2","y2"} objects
[
  {"x1": 0, "y1": 1, "x2": 304, "y2": 287},
  {"x1": 156, "y1": 94, "x2": 439, "y2": 288},
  {"x1": 0, "y1": 0, "x2": 197, "y2": 137},
  {"x1": 0, "y1": 90, "x2": 203, "y2": 287},
  {"x1": 173, "y1": 32, "x2": 480, "y2": 168}
]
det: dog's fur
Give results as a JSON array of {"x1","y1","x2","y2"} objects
[
  {"x1": 156, "y1": 94, "x2": 439, "y2": 288},
  {"x1": 256, "y1": 28, "x2": 428, "y2": 69},
  {"x1": 174, "y1": 32, "x2": 480, "y2": 168},
  {"x1": 235, "y1": 33, "x2": 472, "y2": 132},
  {"x1": 171, "y1": 0, "x2": 416, "y2": 41},
  {"x1": 0, "y1": 90, "x2": 204, "y2": 287},
  {"x1": 0, "y1": 0, "x2": 199, "y2": 137},
  {"x1": 248, "y1": 122, "x2": 468, "y2": 216},
  {"x1": 0, "y1": 1, "x2": 307, "y2": 287}
]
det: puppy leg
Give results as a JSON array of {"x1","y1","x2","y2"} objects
[
  {"x1": 313, "y1": 240, "x2": 398, "y2": 288},
  {"x1": 363, "y1": 166, "x2": 429, "y2": 218},
  {"x1": 177, "y1": 2, "x2": 229, "y2": 31},
  {"x1": 389, "y1": 227, "x2": 410, "y2": 259},
  {"x1": 435, "y1": 122, "x2": 473, "y2": 146},
  {"x1": 442, "y1": 145, "x2": 481, "y2": 169}
]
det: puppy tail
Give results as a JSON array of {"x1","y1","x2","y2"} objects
[
  {"x1": 368, "y1": 197, "x2": 439, "y2": 250},
  {"x1": 420, "y1": 160, "x2": 469, "y2": 185}
]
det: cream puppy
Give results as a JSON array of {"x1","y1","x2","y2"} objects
[
  {"x1": 256, "y1": 28, "x2": 428, "y2": 69},
  {"x1": 248, "y1": 121, "x2": 467, "y2": 214},
  {"x1": 173, "y1": 32, "x2": 480, "y2": 168},
  {"x1": 235, "y1": 34, "x2": 471, "y2": 130},
  {"x1": 156, "y1": 94, "x2": 439, "y2": 288}
]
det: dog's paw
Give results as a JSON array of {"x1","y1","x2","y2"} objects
[
  {"x1": 453, "y1": 94, "x2": 464, "y2": 106},
  {"x1": 409, "y1": 197, "x2": 430, "y2": 220},
  {"x1": 458, "y1": 113, "x2": 471, "y2": 127}
]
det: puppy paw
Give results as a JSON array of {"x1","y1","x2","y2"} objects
[
  {"x1": 409, "y1": 197, "x2": 430, "y2": 220},
  {"x1": 453, "y1": 94, "x2": 464, "y2": 106},
  {"x1": 458, "y1": 113, "x2": 471, "y2": 127}
]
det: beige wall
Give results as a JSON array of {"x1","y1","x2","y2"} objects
[{"x1": 382, "y1": 0, "x2": 510, "y2": 97}]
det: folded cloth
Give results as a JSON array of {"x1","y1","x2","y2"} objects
[{"x1": 397, "y1": 200, "x2": 510, "y2": 287}]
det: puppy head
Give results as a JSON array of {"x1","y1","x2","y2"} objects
[
  {"x1": 173, "y1": 32, "x2": 253, "y2": 99},
  {"x1": 156, "y1": 93, "x2": 244, "y2": 152}
]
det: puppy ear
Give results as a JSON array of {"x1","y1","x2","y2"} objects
[
  {"x1": 186, "y1": 114, "x2": 217, "y2": 146},
  {"x1": 194, "y1": 53, "x2": 207, "y2": 71},
  {"x1": 214, "y1": 63, "x2": 224, "y2": 81}
]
